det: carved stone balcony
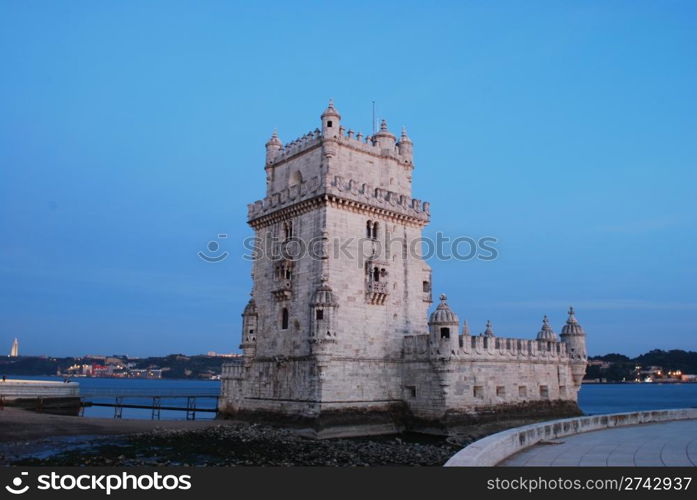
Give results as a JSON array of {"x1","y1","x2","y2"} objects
[
  {"x1": 366, "y1": 281, "x2": 388, "y2": 305},
  {"x1": 272, "y1": 280, "x2": 292, "y2": 302}
]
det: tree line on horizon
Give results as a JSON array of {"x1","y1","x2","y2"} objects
[{"x1": 586, "y1": 349, "x2": 697, "y2": 382}]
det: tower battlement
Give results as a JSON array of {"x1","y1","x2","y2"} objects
[
  {"x1": 266, "y1": 125, "x2": 413, "y2": 168},
  {"x1": 247, "y1": 174, "x2": 429, "y2": 226},
  {"x1": 403, "y1": 333, "x2": 570, "y2": 360}
]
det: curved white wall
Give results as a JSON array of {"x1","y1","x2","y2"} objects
[{"x1": 445, "y1": 408, "x2": 697, "y2": 467}]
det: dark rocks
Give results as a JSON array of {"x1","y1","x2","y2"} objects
[{"x1": 13, "y1": 423, "x2": 463, "y2": 467}]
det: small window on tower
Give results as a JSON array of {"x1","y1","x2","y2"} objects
[
  {"x1": 440, "y1": 327, "x2": 450, "y2": 339},
  {"x1": 281, "y1": 220, "x2": 293, "y2": 241},
  {"x1": 281, "y1": 308, "x2": 289, "y2": 330},
  {"x1": 422, "y1": 281, "x2": 430, "y2": 292},
  {"x1": 327, "y1": 120, "x2": 333, "y2": 127},
  {"x1": 316, "y1": 309, "x2": 324, "y2": 320}
]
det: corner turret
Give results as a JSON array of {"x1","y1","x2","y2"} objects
[
  {"x1": 321, "y1": 99, "x2": 341, "y2": 138},
  {"x1": 240, "y1": 297, "x2": 258, "y2": 361},
  {"x1": 265, "y1": 130, "x2": 283, "y2": 166},
  {"x1": 397, "y1": 127, "x2": 413, "y2": 165},
  {"x1": 429, "y1": 294, "x2": 460, "y2": 356},
  {"x1": 560, "y1": 306, "x2": 588, "y2": 388}
]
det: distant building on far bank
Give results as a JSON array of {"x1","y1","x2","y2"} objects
[{"x1": 9, "y1": 338, "x2": 19, "y2": 357}]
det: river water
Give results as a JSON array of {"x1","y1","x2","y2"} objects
[{"x1": 7, "y1": 375, "x2": 697, "y2": 420}]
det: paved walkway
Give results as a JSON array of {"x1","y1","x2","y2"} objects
[{"x1": 500, "y1": 420, "x2": 697, "y2": 466}]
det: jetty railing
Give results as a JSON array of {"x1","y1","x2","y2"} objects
[{"x1": 80, "y1": 389, "x2": 220, "y2": 421}]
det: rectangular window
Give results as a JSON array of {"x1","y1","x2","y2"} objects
[
  {"x1": 473, "y1": 386, "x2": 484, "y2": 398},
  {"x1": 281, "y1": 308, "x2": 289, "y2": 330},
  {"x1": 316, "y1": 309, "x2": 324, "y2": 320},
  {"x1": 496, "y1": 386, "x2": 505, "y2": 397},
  {"x1": 540, "y1": 385, "x2": 549, "y2": 399},
  {"x1": 519, "y1": 386, "x2": 527, "y2": 398},
  {"x1": 405, "y1": 385, "x2": 417, "y2": 398}
]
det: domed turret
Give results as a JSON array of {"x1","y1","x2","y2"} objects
[
  {"x1": 536, "y1": 315, "x2": 557, "y2": 341},
  {"x1": 265, "y1": 130, "x2": 283, "y2": 165},
  {"x1": 429, "y1": 294, "x2": 460, "y2": 356},
  {"x1": 482, "y1": 320, "x2": 495, "y2": 337},
  {"x1": 561, "y1": 306, "x2": 585, "y2": 336},
  {"x1": 243, "y1": 297, "x2": 257, "y2": 316},
  {"x1": 560, "y1": 306, "x2": 588, "y2": 389},
  {"x1": 429, "y1": 294, "x2": 459, "y2": 325},
  {"x1": 320, "y1": 99, "x2": 341, "y2": 137},
  {"x1": 311, "y1": 283, "x2": 338, "y2": 307},
  {"x1": 373, "y1": 119, "x2": 396, "y2": 150},
  {"x1": 397, "y1": 126, "x2": 413, "y2": 164}
]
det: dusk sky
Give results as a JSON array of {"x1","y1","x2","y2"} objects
[{"x1": 1, "y1": 1, "x2": 695, "y2": 358}]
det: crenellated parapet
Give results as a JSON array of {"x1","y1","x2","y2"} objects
[
  {"x1": 328, "y1": 175, "x2": 429, "y2": 221},
  {"x1": 403, "y1": 333, "x2": 570, "y2": 362},
  {"x1": 265, "y1": 129, "x2": 323, "y2": 167},
  {"x1": 247, "y1": 173, "x2": 430, "y2": 227}
]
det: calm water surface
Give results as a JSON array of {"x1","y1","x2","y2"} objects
[
  {"x1": 578, "y1": 383, "x2": 697, "y2": 415},
  {"x1": 9, "y1": 375, "x2": 697, "y2": 420},
  {"x1": 7, "y1": 375, "x2": 220, "y2": 420}
]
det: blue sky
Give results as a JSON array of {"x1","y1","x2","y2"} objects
[{"x1": 1, "y1": 1, "x2": 695, "y2": 357}]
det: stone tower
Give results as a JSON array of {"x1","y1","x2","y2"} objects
[
  {"x1": 220, "y1": 102, "x2": 588, "y2": 436},
  {"x1": 220, "y1": 101, "x2": 432, "y2": 430}
]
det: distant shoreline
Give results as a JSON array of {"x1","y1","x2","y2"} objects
[{"x1": 2, "y1": 374, "x2": 221, "y2": 382}]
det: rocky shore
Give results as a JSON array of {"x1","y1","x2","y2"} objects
[{"x1": 12, "y1": 423, "x2": 463, "y2": 466}]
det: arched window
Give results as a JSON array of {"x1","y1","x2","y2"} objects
[
  {"x1": 440, "y1": 327, "x2": 450, "y2": 339},
  {"x1": 366, "y1": 220, "x2": 373, "y2": 239},
  {"x1": 372, "y1": 222, "x2": 379, "y2": 240},
  {"x1": 373, "y1": 267, "x2": 380, "y2": 282},
  {"x1": 281, "y1": 308, "x2": 289, "y2": 330}
]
